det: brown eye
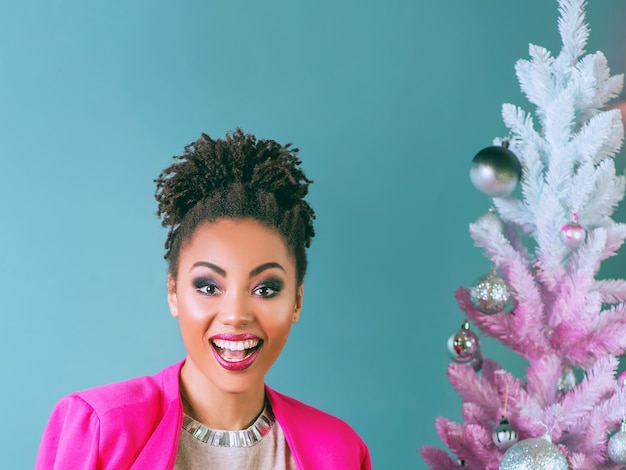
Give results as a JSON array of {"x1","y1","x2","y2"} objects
[
  {"x1": 253, "y1": 281, "x2": 282, "y2": 298},
  {"x1": 194, "y1": 278, "x2": 222, "y2": 296}
]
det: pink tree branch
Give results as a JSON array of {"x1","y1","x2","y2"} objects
[
  {"x1": 594, "y1": 279, "x2": 626, "y2": 304},
  {"x1": 525, "y1": 354, "x2": 563, "y2": 407},
  {"x1": 576, "y1": 304, "x2": 626, "y2": 361},
  {"x1": 436, "y1": 418, "x2": 502, "y2": 468},
  {"x1": 420, "y1": 446, "x2": 460, "y2": 470},
  {"x1": 597, "y1": 223, "x2": 626, "y2": 264},
  {"x1": 456, "y1": 288, "x2": 550, "y2": 359},
  {"x1": 462, "y1": 402, "x2": 493, "y2": 428},
  {"x1": 557, "y1": 356, "x2": 617, "y2": 426},
  {"x1": 447, "y1": 363, "x2": 499, "y2": 412}
]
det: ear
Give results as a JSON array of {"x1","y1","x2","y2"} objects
[
  {"x1": 167, "y1": 274, "x2": 179, "y2": 318},
  {"x1": 292, "y1": 284, "x2": 304, "y2": 323}
]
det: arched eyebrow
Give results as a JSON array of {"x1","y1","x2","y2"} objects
[
  {"x1": 249, "y1": 262, "x2": 286, "y2": 278},
  {"x1": 190, "y1": 261, "x2": 285, "y2": 278},
  {"x1": 190, "y1": 261, "x2": 226, "y2": 277}
]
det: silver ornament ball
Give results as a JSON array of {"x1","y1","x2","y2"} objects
[
  {"x1": 559, "y1": 221, "x2": 586, "y2": 248},
  {"x1": 470, "y1": 271, "x2": 511, "y2": 315},
  {"x1": 447, "y1": 322, "x2": 480, "y2": 364},
  {"x1": 492, "y1": 417, "x2": 518, "y2": 451},
  {"x1": 608, "y1": 428, "x2": 626, "y2": 464},
  {"x1": 500, "y1": 437, "x2": 568, "y2": 470},
  {"x1": 470, "y1": 145, "x2": 522, "y2": 198},
  {"x1": 476, "y1": 209, "x2": 505, "y2": 234}
]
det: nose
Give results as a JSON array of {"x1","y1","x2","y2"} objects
[{"x1": 216, "y1": 290, "x2": 254, "y2": 328}]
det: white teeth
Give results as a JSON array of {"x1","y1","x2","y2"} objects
[{"x1": 212, "y1": 339, "x2": 259, "y2": 351}]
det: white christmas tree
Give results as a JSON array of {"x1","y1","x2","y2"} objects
[{"x1": 421, "y1": 0, "x2": 626, "y2": 468}]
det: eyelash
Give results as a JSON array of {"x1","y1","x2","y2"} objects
[
  {"x1": 253, "y1": 280, "x2": 283, "y2": 298},
  {"x1": 192, "y1": 278, "x2": 283, "y2": 298},
  {"x1": 194, "y1": 278, "x2": 222, "y2": 296}
]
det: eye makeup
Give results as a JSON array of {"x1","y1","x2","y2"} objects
[
  {"x1": 253, "y1": 277, "x2": 284, "y2": 298},
  {"x1": 193, "y1": 277, "x2": 222, "y2": 296}
]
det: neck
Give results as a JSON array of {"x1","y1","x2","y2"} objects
[{"x1": 179, "y1": 360, "x2": 266, "y2": 430}]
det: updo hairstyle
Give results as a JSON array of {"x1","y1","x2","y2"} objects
[{"x1": 154, "y1": 129, "x2": 316, "y2": 284}]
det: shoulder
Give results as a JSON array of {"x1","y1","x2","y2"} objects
[
  {"x1": 268, "y1": 388, "x2": 359, "y2": 437},
  {"x1": 36, "y1": 364, "x2": 181, "y2": 470},
  {"x1": 37, "y1": 362, "x2": 184, "y2": 469},
  {"x1": 75, "y1": 362, "x2": 179, "y2": 413},
  {"x1": 65, "y1": 361, "x2": 182, "y2": 428},
  {"x1": 267, "y1": 387, "x2": 371, "y2": 469}
]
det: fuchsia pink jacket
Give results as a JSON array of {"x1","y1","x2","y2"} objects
[{"x1": 36, "y1": 361, "x2": 371, "y2": 469}]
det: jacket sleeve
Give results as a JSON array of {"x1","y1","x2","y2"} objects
[
  {"x1": 35, "y1": 395, "x2": 100, "y2": 470},
  {"x1": 360, "y1": 444, "x2": 372, "y2": 470}
]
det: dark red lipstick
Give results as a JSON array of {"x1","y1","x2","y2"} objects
[{"x1": 209, "y1": 334, "x2": 263, "y2": 371}]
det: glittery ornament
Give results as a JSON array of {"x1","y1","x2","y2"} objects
[
  {"x1": 447, "y1": 321, "x2": 480, "y2": 364},
  {"x1": 470, "y1": 142, "x2": 522, "y2": 198},
  {"x1": 557, "y1": 365, "x2": 576, "y2": 392},
  {"x1": 618, "y1": 371, "x2": 626, "y2": 387},
  {"x1": 609, "y1": 421, "x2": 626, "y2": 464},
  {"x1": 492, "y1": 417, "x2": 518, "y2": 451},
  {"x1": 560, "y1": 213, "x2": 586, "y2": 248},
  {"x1": 469, "y1": 270, "x2": 511, "y2": 314},
  {"x1": 476, "y1": 207, "x2": 505, "y2": 233},
  {"x1": 500, "y1": 436, "x2": 568, "y2": 470}
]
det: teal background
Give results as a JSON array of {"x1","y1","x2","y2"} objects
[{"x1": 1, "y1": 1, "x2": 625, "y2": 468}]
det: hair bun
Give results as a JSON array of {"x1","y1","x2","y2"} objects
[{"x1": 154, "y1": 128, "x2": 315, "y2": 283}]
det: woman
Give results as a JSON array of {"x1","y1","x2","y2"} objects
[{"x1": 36, "y1": 130, "x2": 371, "y2": 469}]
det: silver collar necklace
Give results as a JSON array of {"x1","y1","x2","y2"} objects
[{"x1": 181, "y1": 405, "x2": 275, "y2": 447}]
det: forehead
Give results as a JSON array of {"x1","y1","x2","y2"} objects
[{"x1": 179, "y1": 218, "x2": 295, "y2": 272}]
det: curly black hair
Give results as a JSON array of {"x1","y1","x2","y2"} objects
[{"x1": 154, "y1": 129, "x2": 316, "y2": 284}]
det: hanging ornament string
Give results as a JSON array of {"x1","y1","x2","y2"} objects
[
  {"x1": 618, "y1": 383, "x2": 626, "y2": 433},
  {"x1": 492, "y1": 379, "x2": 518, "y2": 451},
  {"x1": 504, "y1": 380, "x2": 509, "y2": 417}
]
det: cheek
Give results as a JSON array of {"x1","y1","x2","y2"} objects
[
  {"x1": 261, "y1": 303, "x2": 296, "y2": 339},
  {"x1": 176, "y1": 296, "x2": 216, "y2": 336},
  {"x1": 264, "y1": 322, "x2": 294, "y2": 363}
]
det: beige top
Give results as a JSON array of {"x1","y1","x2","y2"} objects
[{"x1": 174, "y1": 418, "x2": 297, "y2": 470}]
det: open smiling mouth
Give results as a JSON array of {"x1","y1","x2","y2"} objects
[{"x1": 210, "y1": 337, "x2": 263, "y2": 371}]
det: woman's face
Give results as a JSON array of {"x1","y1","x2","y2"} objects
[{"x1": 168, "y1": 218, "x2": 303, "y2": 395}]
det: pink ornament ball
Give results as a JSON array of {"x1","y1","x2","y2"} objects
[{"x1": 560, "y1": 221, "x2": 586, "y2": 248}]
